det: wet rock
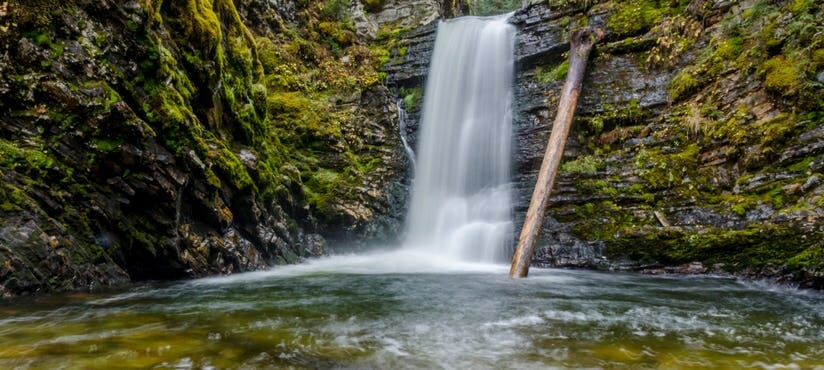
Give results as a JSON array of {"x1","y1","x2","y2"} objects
[
  {"x1": 301, "y1": 233, "x2": 327, "y2": 257},
  {"x1": 351, "y1": 1, "x2": 378, "y2": 40},
  {"x1": 510, "y1": 3, "x2": 566, "y2": 69},
  {"x1": 666, "y1": 206, "x2": 746, "y2": 229},
  {"x1": 534, "y1": 239, "x2": 608, "y2": 269},
  {"x1": 0, "y1": 214, "x2": 130, "y2": 294},
  {"x1": 531, "y1": 217, "x2": 608, "y2": 268},
  {"x1": 799, "y1": 124, "x2": 824, "y2": 143},
  {"x1": 674, "y1": 262, "x2": 707, "y2": 274},
  {"x1": 312, "y1": 86, "x2": 408, "y2": 248},
  {"x1": 746, "y1": 204, "x2": 775, "y2": 222},
  {"x1": 642, "y1": 262, "x2": 707, "y2": 275},
  {"x1": 797, "y1": 270, "x2": 824, "y2": 290},
  {"x1": 236, "y1": 0, "x2": 299, "y2": 36},
  {"x1": 802, "y1": 175, "x2": 821, "y2": 193},
  {"x1": 370, "y1": 0, "x2": 441, "y2": 29},
  {"x1": 709, "y1": 263, "x2": 727, "y2": 275},
  {"x1": 383, "y1": 22, "x2": 438, "y2": 89},
  {"x1": 738, "y1": 173, "x2": 797, "y2": 192},
  {"x1": 238, "y1": 149, "x2": 257, "y2": 170}
]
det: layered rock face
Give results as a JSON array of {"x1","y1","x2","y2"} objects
[
  {"x1": 387, "y1": 0, "x2": 823, "y2": 286},
  {"x1": 0, "y1": 0, "x2": 412, "y2": 296}
]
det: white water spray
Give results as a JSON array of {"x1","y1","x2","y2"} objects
[{"x1": 403, "y1": 15, "x2": 516, "y2": 263}]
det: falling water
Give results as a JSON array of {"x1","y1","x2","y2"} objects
[
  {"x1": 404, "y1": 15, "x2": 516, "y2": 263},
  {"x1": 396, "y1": 99, "x2": 417, "y2": 171}
]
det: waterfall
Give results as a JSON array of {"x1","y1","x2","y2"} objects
[
  {"x1": 403, "y1": 14, "x2": 516, "y2": 263},
  {"x1": 396, "y1": 99, "x2": 417, "y2": 171}
]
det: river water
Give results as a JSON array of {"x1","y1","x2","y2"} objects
[{"x1": 1, "y1": 251, "x2": 822, "y2": 369}]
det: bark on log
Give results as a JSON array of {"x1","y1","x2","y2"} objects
[{"x1": 509, "y1": 28, "x2": 601, "y2": 278}]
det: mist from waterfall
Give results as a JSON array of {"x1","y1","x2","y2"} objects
[{"x1": 403, "y1": 14, "x2": 516, "y2": 263}]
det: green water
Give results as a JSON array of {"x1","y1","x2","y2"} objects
[{"x1": 1, "y1": 252, "x2": 823, "y2": 369}]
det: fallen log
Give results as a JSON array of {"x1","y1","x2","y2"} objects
[{"x1": 509, "y1": 27, "x2": 601, "y2": 278}]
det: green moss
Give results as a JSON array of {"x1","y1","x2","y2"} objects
[
  {"x1": 254, "y1": 12, "x2": 396, "y2": 215},
  {"x1": 118, "y1": 221, "x2": 159, "y2": 257},
  {"x1": 684, "y1": 0, "x2": 823, "y2": 107},
  {"x1": 317, "y1": 21, "x2": 356, "y2": 52},
  {"x1": 701, "y1": 109, "x2": 801, "y2": 170},
  {"x1": 205, "y1": 168, "x2": 222, "y2": 189},
  {"x1": 181, "y1": 0, "x2": 223, "y2": 50},
  {"x1": 91, "y1": 138, "x2": 123, "y2": 153},
  {"x1": 0, "y1": 183, "x2": 27, "y2": 212},
  {"x1": 571, "y1": 200, "x2": 648, "y2": 240},
  {"x1": 304, "y1": 168, "x2": 342, "y2": 214},
  {"x1": 536, "y1": 60, "x2": 569, "y2": 83},
  {"x1": 714, "y1": 36, "x2": 743, "y2": 61},
  {"x1": 561, "y1": 155, "x2": 602, "y2": 176},
  {"x1": 5, "y1": 0, "x2": 407, "y2": 254},
  {"x1": 376, "y1": 25, "x2": 410, "y2": 42},
  {"x1": 212, "y1": 148, "x2": 254, "y2": 190},
  {"x1": 586, "y1": 99, "x2": 647, "y2": 133},
  {"x1": 22, "y1": 29, "x2": 65, "y2": 57},
  {"x1": 812, "y1": 49, "x2": 824, "y2": 68},
  {"x1": 373, "y1": 24, "x2": 411, "y2": 75},
  {"x1": 400, "y1": 86, "x2": 422, "y2": 110},
  {"x1": 668, "y1": 68, "x2": 699, "y2": 102},
  {"x1": 787, "y1": 157, "x2": 816, "y2": 173},
  {"x1": 605, "y1": 224, "x2": 819, "y2": 270},
  {"x1": 705, "y1": 105, "x2": 749, "y2": 144},
  {"x1": 267, "y1": 91, "x2": 339, "y2": 141},
  {"x1": 710, "y1": 194, "x2": 760, "y2": 216},
  {"x1": 754, "y1": 113, "x2": 795, "y2": 158},
  {"x1": 759, "y1": 56, "x2": 802, "y2": 95},
  {"x1": 321, "y1": 0, "x2": 352, "y2": 21},
  {"x1": 227, "y1": 35, "x2": 254, "y2": 77},
  {"x1": 633, "y1": 144, "x2": 699, "y2": 190},
  {"x1": 0, "y1": 140, "x2": 55, "y2": 179},
  {"x1": 607, "y1": 0, "x2": 681, "y2": 38},
  {"x1": 29, "y1": 30, "x2": 50, "y2": 45},
  {"x1": 787, "y1": 242, "x2": 824, "y2": 271}
]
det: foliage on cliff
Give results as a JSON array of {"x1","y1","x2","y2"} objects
[
  {"x1": 0, "y1": 0, "x2": 404, "y2": 296},
  {"x1": 547, "y1": 0, "x2": 823, "y2": 282}
]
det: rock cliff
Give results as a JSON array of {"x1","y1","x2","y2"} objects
[
  {"x1": 0, "y1": 0, "x2": 420, "y2": 296},
  {"x1": 387, "y1": 0, "x2": 823, "y2": 287}
]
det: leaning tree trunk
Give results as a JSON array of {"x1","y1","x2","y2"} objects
[{"x1": 509, "y1": 28, "x2": 601, "y2": 278}]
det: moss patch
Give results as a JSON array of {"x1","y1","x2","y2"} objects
[
  {"x1": 606, "y1": 225, "x2": 822, "y2": 272},
  {"x1": 536, "y1": 60, "x2": 569, "y2": 84}
]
